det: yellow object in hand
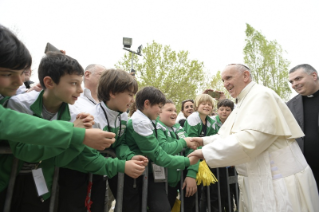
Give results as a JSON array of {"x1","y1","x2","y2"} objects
[{"x1": 196, "y1": 160, "x2": 218, "y2": 186}]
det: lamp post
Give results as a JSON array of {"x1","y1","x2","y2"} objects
[{"x1": 123, "y1": 37, "x2": 142, "y2": 77}]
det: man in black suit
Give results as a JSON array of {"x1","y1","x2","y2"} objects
[{"x1": 287, "y1": 64, "x2": 319, "y2": 189}]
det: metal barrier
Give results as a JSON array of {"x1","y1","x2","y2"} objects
[
  {"x1": 178, "y1": 148, "x2": 239, "y2": 212},
  {"x1": 197, "y1": 167, "x2": 238, "y2": 212},
  {"x1": 0, "y1": 144, "x2": 123, "y2": 212},
  {"x1": 1, "y1": 144, "x2": 239, "y2": 212}
]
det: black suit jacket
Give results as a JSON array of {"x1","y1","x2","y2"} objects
[{"x1": 287, "y1": 94, "x2": 305, "y2": 152}]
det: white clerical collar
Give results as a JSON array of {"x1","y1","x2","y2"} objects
[
  {"x1": 83, "y1": 88, "x2": 98, "y2": 104},
  {"x1": 236, "y1": 81, "x2": 255, "y2": 104}
]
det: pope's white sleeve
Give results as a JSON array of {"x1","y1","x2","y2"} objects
[
  {"x1": 202, "y1": 130, "x2": 278, "y2": 168},
  {"x1": 202, "y1": 134, "x2": 220, "y2": 146}
]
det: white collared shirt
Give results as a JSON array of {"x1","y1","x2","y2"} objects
[{"x1": 73, "y1": 88, "x2": 98, "y2": 112}]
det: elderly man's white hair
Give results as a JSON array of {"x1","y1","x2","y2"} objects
[
  {"x1": 83, "y1": 64, "x2": 106, "y2": 82},
  {"x1": 85, "y1": 64, "x2": 106, "y2": 74},
  {"x1": 227, "y1": 63, "x2": 252, "y2": 79}
]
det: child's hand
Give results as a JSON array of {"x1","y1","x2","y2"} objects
[
  {"x1": 125, "y1": 160, "x2": 145, "y2": 178},
  {"x1": 83, "y1": 129, "x2": 115, "y2": 150},
  {"x1": 131, "y1": 155, "x2": 149, "y2": 166},
  {"x1": 184, "y1": 137, "x2": 198, "y2": 150},
  {"x1": 27, "y1": 83, "x2": 42, "y2": 92},
  {"x1": 188, "y1": 149, "x2": 204, "y2": 160},
  {"x1": 182, "y1": 177, "x2": 197, "y2": 197},
  {"x1": 188, "y1": 155, "x2": 200, "y2": 165},
  {"x1": 74, "y1": 113, "x2": 95, "y2": 129},
  {"x1": 191, "y1": 137, "x2": 203, "y2": 147}
]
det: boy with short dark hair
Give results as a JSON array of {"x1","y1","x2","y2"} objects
[
  {"x1": 215, "y1": 99, "x2": 234, "y2": 124},
  {"x1": 5, "y1": 54, "x2": 144, "y2": 212},
  {"x1": 58, "y1": 69, "x2": 148, "y2": 212},
  {"x1": 0, "y1": 25, "x2": 115, "y2": 211},
  {"x1": 122, "y1": 86, "x2": 198, "y2": 212},
  {"x1": 0, "y1": 25, "x2": 114, "y2": 150},
  {"x1": 6, "y1": 52, "x2": 94, "y2": 211}
]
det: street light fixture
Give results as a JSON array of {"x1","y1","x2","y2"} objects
[
  {"x1": 123, "y1": 37, "x2": 132, "y2": 48},
  {"x1": 123, "y1": 37, "x2": 143, "y2": 77}
]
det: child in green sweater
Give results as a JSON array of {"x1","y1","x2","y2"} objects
[
  {"x1": 183, "y1": 94, "x2": 219, "y2": 211},
  {"x1": 184, "y1": 94, "x2": 219, "y2": 137},
  {"x1": 0, "y1": 26, "x2": 115, "y2": 211},
  {"x1": 5, "y1": 53, "x2": 145, "y2": 212},
  {"x1": 0, "y1": 25, "x2": 115, "y2": 150},
  {"x1": 58, "y1": 68, "x2": 148, "y2": 212},
  {"x1": 157, "y1": 99, "x2": 197, "y2": 212},
  {"x1": 122, "y1": 86, "x2": 198, "y2": 212}
]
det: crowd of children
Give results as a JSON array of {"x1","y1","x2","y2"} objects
[{"x1": 0, "y1": 25, "x2": 235, "y2": 212}]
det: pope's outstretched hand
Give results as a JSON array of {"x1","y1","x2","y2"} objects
[{"x1": 191, "y1": 137, "x2": 204, "y2": 147}]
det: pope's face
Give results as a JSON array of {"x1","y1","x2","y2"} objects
[
  {"x1": 221, "y1": 66, "x2": 249, "y2": 98},
  {"x1": 289, "y1": 68, "x2": 319, "y2": 96}
]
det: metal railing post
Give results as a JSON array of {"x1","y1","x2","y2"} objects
[
  {"x1": 195, "y1": 191, "x2": 199, "y2": 212},
  {"x1": 141, "y1": 165, "x2": 148, "y2": 212},
  {"x1": 104, "y1": 176, "x2": 109, "y2": 212},
  {"x1": 234, "y1": 170, "x2": 239, "y2": 208},
  {"x1": 216, "y1": 168, "x2": 222, "y2": 212},
  {"x1": 115, "y1": 173, "x2": 124, "y2": 212},
  {"x1": 180, "y1": 169, "x2": 184, "y2": 212},
  {"x1": 49, "y1": 167, "x2": 59, "y2": 212},
  {"x1": 225, "y1": 167, "x2": 232, "y2": 212},
  {"x1": 3, "y1": 157, "x2": 18, "y2": 212},
  {"x1": 206, "y1": 185, "x2": 211, "y2": 212},
  {"x1": 165, "y1": 168, "x2": 168, "y2": 195}
]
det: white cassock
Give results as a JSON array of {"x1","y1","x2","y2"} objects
[{"x1": 202, "y1": 81, "x2": 319, "y2": 212}]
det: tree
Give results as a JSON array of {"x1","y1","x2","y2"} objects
[
  {"x1": 243, "y1": 24, "x2": 291, "y2": 101},
  {"x1": 115, "y1": 41, "x2": 205, "y2": 113}
]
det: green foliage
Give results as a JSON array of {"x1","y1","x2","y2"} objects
[
  {"x1": 115, "y1": 41, "x2": 205, "y2": 113},
  {"x1": 244, "y1": 24, "x2": 291, "y2": 100}
]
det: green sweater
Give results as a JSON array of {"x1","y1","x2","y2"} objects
[
  {"x1": 3, "y1": 91, "x2": 124, "y2": 200},
  {"x1": 0, "y1": 93, "x2": 85, "y2": 193},
  {"x1": 124, "y1": 110, "x2": 190, "y2": 171},
  {"x1": 156, "y1": 120, "x2": 198, "y2": 187},
  {"x1": 88, "y1": 101, "x2": 135, "y2": 161},
  {"x1": 0, "y1": 95, "x2": 85, "y2": 147},
  {"x1": 183, "y1": 112, "x2": 219, "y2": 177},
  {"x1": 184, "y1": 112, "x2": 219, "y2": 137}
]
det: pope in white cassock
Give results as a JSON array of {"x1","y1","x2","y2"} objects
[{"x1": 188, "y1": 64, "x2": 319, "y2": 212}]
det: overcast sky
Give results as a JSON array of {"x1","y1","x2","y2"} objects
[{"x1": 1, "y1": 0, "x2": 318, "y2": 97}]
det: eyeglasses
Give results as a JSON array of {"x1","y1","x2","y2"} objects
[
  {"x1": 182, "y1": 99, "x2": 194, "y2": 104},
  {"x1": 227, "y1": 63, "x2": 250, "y2": 71}
]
